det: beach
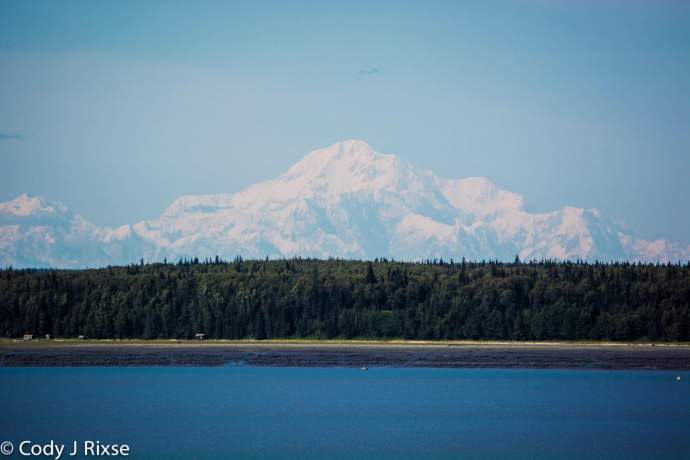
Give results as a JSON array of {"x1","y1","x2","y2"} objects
[{"x1": 2, "y1": 340, "x2": 689, "y2": 369}]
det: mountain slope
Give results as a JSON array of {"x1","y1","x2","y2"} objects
[{"x1": 1, "y1": 140, "x2": 688, "y2": 267}]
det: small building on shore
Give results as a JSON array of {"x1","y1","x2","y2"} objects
[
  {"x1": 23, "y1": 334, "x2": 33, "y2": 341},
  {"x1": 195, "y1": 333, "x2": 206, "y2": 341}
]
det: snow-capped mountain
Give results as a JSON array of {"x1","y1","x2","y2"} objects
[
  {"x1": 0, "y1": 193, "x2": 151, "y2": 268},
  {"x1": 2, "y1": 140, "x2": 689, "y2": 268}
]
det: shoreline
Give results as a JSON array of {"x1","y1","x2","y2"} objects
[
  {"x1": 4, "y1": 338, "x2": 690, "y2": 347},
  {"x1": 2, "y1": 339, "x2": 690, "y2": 369}
]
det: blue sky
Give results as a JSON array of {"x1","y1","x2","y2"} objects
[{"x1": 1, "y1": 0, "x2": 689, "y2": 242}]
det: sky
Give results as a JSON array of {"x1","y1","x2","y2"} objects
[{"x1": 1, "y1": 0, "x2": 689, "y2": 242}]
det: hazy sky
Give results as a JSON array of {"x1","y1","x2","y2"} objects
[{"x1": 1, "y1": 0, "x2": 689, "y2": 242}]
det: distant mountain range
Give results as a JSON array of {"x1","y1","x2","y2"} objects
[{"x1": 2, "y1": 140, "x2": 688, "y2": 268}]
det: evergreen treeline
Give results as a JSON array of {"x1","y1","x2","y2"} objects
[{"x1": 1, "y1": 257, "x2": 689, "y2": 341}]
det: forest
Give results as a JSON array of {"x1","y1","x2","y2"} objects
[{"x1": 1, "y1": 257, "x2": 688, "y2": 342}]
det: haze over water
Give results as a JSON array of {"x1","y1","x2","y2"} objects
[{"x1": 2, "y1": 367, "x2": 689, "y2": 460}]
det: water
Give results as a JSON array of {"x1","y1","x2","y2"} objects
[{"x1": 1, "y1": 367, "x2": 688, "y2": 460}]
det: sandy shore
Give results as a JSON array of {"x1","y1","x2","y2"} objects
[{"x1": 2, "y1": 340, "x2": 689, "y2": 369}]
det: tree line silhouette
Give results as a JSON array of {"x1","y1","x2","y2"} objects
[{"x1": 1, "y1": 257, "x2": 688, "y2": 341}]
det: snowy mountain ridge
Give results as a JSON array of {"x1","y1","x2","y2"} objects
[{"x1": 1, "y1": 140, "x2": 688, "y2": 268}]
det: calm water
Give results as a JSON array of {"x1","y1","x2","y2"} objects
[{"x1": 1, "y1": 367, "x2": 689, "y2": 460}]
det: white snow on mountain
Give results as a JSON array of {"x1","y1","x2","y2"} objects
[{"x1": 1, "y1": 140, "x2": 688, "y2": 268}]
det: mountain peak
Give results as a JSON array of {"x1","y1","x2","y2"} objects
[
  {"x1": 0, "y1": 193, "x2": 67, "y2": 217},
  {"x1": 436, "y1": 176, "x2": 525, "y2": 217},
  {"x1": 285, "y1": 139, "x2": 378, "y2": 172},
  {"x1": 276, "y1": 139, "x2": 407, "y2": 197},
  {"x1": 333, "y1": 138, "x2": 374, "y2": 152}
]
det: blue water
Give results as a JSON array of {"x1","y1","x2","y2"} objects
[{"x1": 1, "y1": 367, "x2": 689, "y2": 460}]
